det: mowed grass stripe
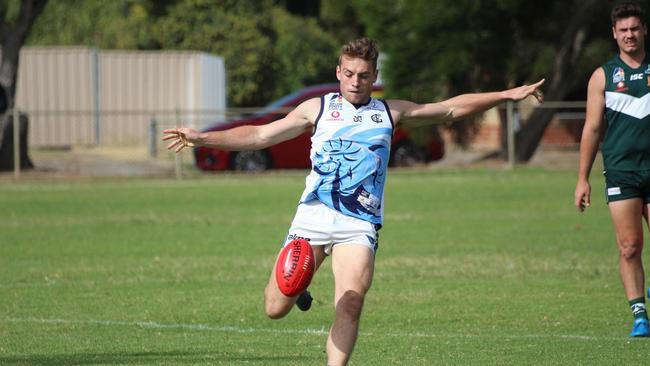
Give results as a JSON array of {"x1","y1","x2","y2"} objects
[
  {"x1": 2, "y1": 316, "x2": 629, "y2": 341},
  {"x1": 3, "y1": 167, "x2": 647, "y2": 365}
]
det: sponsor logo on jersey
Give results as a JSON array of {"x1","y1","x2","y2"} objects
[
  {"x1": 327, "y1": 110, "x2": 344, "y2": 121},
  {"x1": 631, "y1": 73, "x2": 644, "y2": 81},
  {"x1": 616, "y1": 81, "x2": 628, "y2": 92},
  {"x1": 613, "y1": 67, "x2": 625, "y2": 83},
  {"x1": 607, "y1": 187, "x2": 621, "y2": 196},
  {"x1": 328, "y1": 94, "x2": 344, "y2": 110},
  {"x1": 357, "y1": 189, "x2": 380, "y2": 215},
  {"x1": 329, "y1": 102, "x2": 343, "y2": 110},
  {"x1": 353, "y1": 115, "x2": 362, "y2": 123},
  {"x1": 287, "y1": 233, "x2": 311, "y2": 242}
]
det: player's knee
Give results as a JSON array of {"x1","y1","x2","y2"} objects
[
  {"x1": 264, "y1": 289, "x2": 292, "y2": 319},
  {"x1": 618, "y1": 237, "x2": 643, "y2": 260},
  {"x1": 264, "y1": 300, "x2": 290, "y2": 319},
  {"x1": 335, "y1": 290, "x2": 365, "y2": 320}
]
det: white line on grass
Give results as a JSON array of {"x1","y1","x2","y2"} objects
[
  {"x1": 2, "y1": 316, "x2": 626, "y2": 341},
  {"x1": 3, "y1": 317, "x2": 329, "y2": 336}
]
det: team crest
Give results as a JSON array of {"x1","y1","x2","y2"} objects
[{"x1": 613, "y1": 67, "x2": 625, "y2": 83}]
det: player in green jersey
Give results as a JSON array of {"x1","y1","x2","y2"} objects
[{"x1": 575, "y1": 1, "x2": 650, "y2": 337}]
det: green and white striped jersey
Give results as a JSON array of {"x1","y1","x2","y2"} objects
[{"x1": 602, "y1": 55, "x2": 650, "y2": 171}]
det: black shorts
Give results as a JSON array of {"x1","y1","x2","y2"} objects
[{"x1": 604, "y1": 169, "x2": 650, "y2": 203}]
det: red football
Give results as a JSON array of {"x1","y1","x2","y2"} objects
[{"x1": 275, "y1": 239, "x2": 315, "y2": 297}]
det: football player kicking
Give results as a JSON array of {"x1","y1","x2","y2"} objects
[{"x1": 163, "y1": 37, "x2": 544, "y2": 366}]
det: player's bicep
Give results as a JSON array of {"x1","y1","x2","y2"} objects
[
  {"x1": 584, "y1": 68, "x2": 606, "y2": 133},
  {"x1": 257, "y1": 99, "x2": 318, "y2": 146}
]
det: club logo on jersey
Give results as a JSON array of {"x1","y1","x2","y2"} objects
[
  {"x1": 645, "y1": 65, "x2": 650, "y2": 74},
  {"x1": 371, "y1": 114, "x2": 383, "y2": 123},
  {"x1": 613, "y1": 67, "x2": 625, "y2": 83}
]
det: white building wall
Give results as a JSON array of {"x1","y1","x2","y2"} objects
[{"x1": 15, "y1": 47, "x2": 226, "y2": 147}]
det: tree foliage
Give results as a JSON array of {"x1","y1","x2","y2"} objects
[
  {"x1": 152, "y1": 0, "x2": 277, "y2": 106},
  {"x1": 24, "y1": 0, "x2": 650, "y2": 159},
  {"x1": 352, "y1": 0, "x2": 650, "y2": 159},
  {"x1": 27, "y1": 0, "x2": 160, "y2": 49},
  {"x1": 28, "y1": 0, "x2": 340, "y2": 107},
  {"x1": 269, "y1": 7, "x2": 339, "y2": 99},
  {"x1": 0, "y1": 0, "x2": 48, "y2": 110}
]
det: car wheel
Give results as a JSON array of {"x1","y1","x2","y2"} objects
[
  {"x1": 231, "y1": 150, "x2": 271, "y2": 171},
  {"x1": 390, "y1": 141, "x2": 421, "y2": 167}
]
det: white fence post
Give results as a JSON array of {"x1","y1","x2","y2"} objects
[{"x1": 148, "y1": 117, "x2": 157, "y2": 158}]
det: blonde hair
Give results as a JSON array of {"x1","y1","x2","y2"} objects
[{"x1": 339, "y1": 37, "x2": 379, "y2": 70}]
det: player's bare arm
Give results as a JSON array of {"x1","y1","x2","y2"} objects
[
  {"x1": 574, "y1": 68, "x2": 606, "y2": 212},
  {"x1": 387, "y1": 79, "x2": 545, "y2": 125},
  {"x1": 162, "y1": 98, "x2": 320, "y2": 153}
]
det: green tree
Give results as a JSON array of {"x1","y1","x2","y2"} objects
[
  {"x1": 28, "y1": 0, "x2": 340, "y2": 107},
  {"x1": 153, "y1": 0, "x2": 341, "y2": 106},
  {"x1": 27, "y1": 0, "x2": 161, "y2": 49},
  {"x1": 153, "y1": 0, "x2": 276, "y2": 107},
  {"x1": 1, "y1": 0, "x2": 48, "y2": 109},
  {"x1": 352, "y1": 0, "x2": 644, "y2": 161},
  {"x1": 269, "y1": 7, "x2": 339, "y2": 99},
  {"x1": 0, "y1": 0, "x2": 48, "y2": 171}
]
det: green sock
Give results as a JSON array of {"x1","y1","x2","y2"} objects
[{"x1": 629, "y1": 297, "x2": 648, "y2": 320}]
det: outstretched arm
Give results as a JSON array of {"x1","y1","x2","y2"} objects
[
  {"x1": 388, "y1": 79, "x2": 545, "y2": 125},
  {"x1": 162, "y1": 98, "x2": 319, "y2": 153},
  {"x1": 574, "y1": 68, "x2": 605, "y2": 212}
]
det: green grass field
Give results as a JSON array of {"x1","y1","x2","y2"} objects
[{"x1": 1, "y1": 166, "x2": 648, "y2": 365}]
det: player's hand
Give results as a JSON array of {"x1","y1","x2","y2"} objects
[
  {"x1": 574, "y1": 179, "x2": 591, "y2": 212},
  {"x1": 162, "y1": 127, "x2": 200, "y2": 153},
  {"x1": 506, "y1": 79, "x2": 545, "y2": 103}
]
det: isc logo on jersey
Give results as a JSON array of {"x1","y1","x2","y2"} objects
[{"x1": 630, "y1": 73, "x2": 644, "y2": 81}]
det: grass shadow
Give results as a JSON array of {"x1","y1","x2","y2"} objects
[{"x1": 0, "y1": 350, "x2": 317, "y2": 365}]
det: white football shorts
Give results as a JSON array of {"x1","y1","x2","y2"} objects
[{"x1": 282, "y1": 199, "x2": 379, "y2": 255}]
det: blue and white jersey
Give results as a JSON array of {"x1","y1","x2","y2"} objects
[{"x1": 299, "y1": 92, "x2": 394, "y2": 226}]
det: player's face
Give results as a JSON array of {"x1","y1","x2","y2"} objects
[
  {"x1": 336, "y1": 56, "x2": 378, "y2": 104},
  {"x1": 613, "y1": 16, "x2": 647, "y2": 56}
]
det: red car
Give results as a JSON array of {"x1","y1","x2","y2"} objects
[{"x1": 194, "y1": 83, "x2": 444, "y2": 171}]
